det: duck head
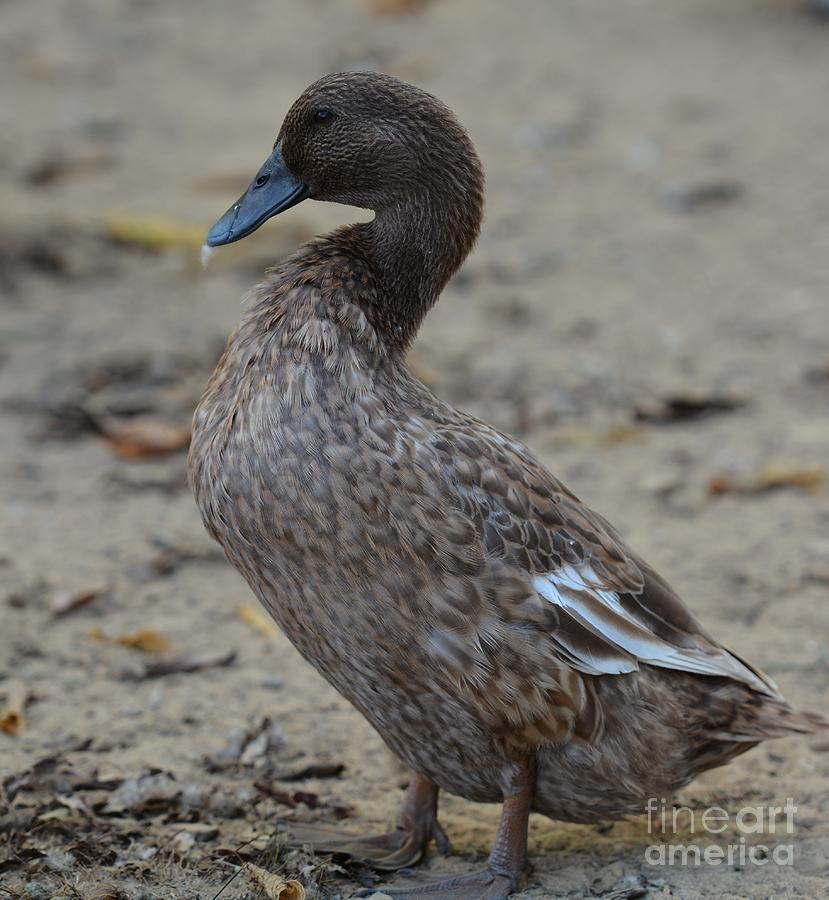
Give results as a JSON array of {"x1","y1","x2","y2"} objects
[{"x1": 206, "y1": 71, "x2": 484, "y2": 251}]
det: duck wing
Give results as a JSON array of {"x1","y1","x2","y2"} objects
[{"x1": 437, "y1": 417, "x2": 779, "y2": 700}]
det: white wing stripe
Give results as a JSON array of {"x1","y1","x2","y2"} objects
[{"x1": 533, "y1": 565, "x2": 773, "y2": 694}]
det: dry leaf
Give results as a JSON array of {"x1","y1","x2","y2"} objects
[
  {"x1": 709, "y1": 464, "x2": 825, "y2": 496},
  {"x1": 91, "y1": 626, "x2": 172, "y2": 653},
  {"x1": 247, "y1": 864, "x2": 306, "y2": 899},
  {"x1": 103, "y1": 771, "x2": 182, "y2": 815},
  {"x1": 755, "y1": 464, "x2": 825, "y2": 493},
  {"x1": 274, "y1": 762, "x2": 345, "y2": 781},
  {"x1": 96, "y1": 413, "x2": 190, "y2": 459},
  {"x1": 253, "y1": 780, "x2": 341, "y2": 812},
  {"x1": 204, "y1": 717, "x2": 284, "y2": 772},
  {"x1": 106, "y1": 215, "x2": 206, "y2": 252},
  {"x1": 2, "y1": 756, "x2": 124, "y2": 801},
  {"x1": 634, "y1": 393, "x2": 745, "y2": 424},
  {"x1": 116, "y1": 649, "x2": 236, "y2": 681},
  {"x1": 549, "y1": 425, "x2": 642, "y2": 447},
  {"x1": 115, "y1": 629, "x2": 172, "y2": 654},
  {"x1": 238, "y1": 601, "x2": 280, "y2": 639},
  {"x1": 171, "y1": 822, "x2": 219, "y2": 843},
  {"x1": 50, "y1": 587, "x2": 104, "y2": 617},
  {"x1": 0, "y1": 682, "x2": 28, "y2": 736},
  {"x1": 171, "y1": 830, "x2": 197, "y2": 854}
]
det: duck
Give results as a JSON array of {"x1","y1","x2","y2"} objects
[{"x1": 188, "y1": 71, "x2": 825, "y2": 899}]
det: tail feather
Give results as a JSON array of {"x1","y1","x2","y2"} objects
[
  {"x1": 687, "y1": 697, "x2": 826, "y2": 778},
  {"x1": 711, "y1": 697, "x2": 828, "y2": 743}
]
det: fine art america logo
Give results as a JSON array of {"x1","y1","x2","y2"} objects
[{"x1": 644, "y1": 798, "x2": 797, "y2": 867}]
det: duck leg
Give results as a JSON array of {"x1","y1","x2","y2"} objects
[
  {"x1": 283, "y1": 772, "x2": 451, "y2": 871},
  {"x1": 357, "y1": 757, "x2": 533, "y2": 899}
]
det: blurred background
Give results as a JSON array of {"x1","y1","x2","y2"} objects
[{"x1": 1, "y1": 1, "x2": 828, "y2": 898}]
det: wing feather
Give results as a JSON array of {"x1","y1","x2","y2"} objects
[{"x1": 433, "y1": 416, "x2": 781, "y2": 700}]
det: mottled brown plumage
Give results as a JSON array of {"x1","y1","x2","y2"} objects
[{"x1": 189, "y1": 72, "x2": 824, "y2": 898}]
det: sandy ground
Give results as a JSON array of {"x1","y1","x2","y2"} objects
[{"x1": 2, "y1": 1, "x2": 829, "y2": 897}]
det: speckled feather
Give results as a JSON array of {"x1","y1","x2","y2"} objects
[{"x1": 189, "y1": 72, "x2": 823, "y2": 824}]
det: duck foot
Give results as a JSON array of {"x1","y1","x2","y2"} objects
[
  {"x1": 356, "y1": 755, "x2": 534, "y2": 899},
  {"x1": 355, "y1": 868, "x2": 517, "y2": 898},
  {"x1": 282, "y1": 773, "x2": 450, "y2": 871}
]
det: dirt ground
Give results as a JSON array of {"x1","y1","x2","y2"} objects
[{"x1": 2, "y1": 1, "x2": 829, "y2": 898}]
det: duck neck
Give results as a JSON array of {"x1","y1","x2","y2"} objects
[{"x1": 357, "y1": 168, "x2": 484, "y2": 353}]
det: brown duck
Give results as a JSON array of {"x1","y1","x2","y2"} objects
[{"x1": 189, "y1": 72, "x2": 825, "y2": 898}]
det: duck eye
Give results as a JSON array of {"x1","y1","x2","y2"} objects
[
  {"x1": 314, "y1": 108, "x2": 334, "y2": 123},
  {"x1": 255, "y1": 174, "x2": 269, "y2": 187}
]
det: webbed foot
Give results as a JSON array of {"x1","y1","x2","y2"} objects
[
  {"x1": 355, "y1": 755, "x2": 534, "y2": 899},
  {"x1": 283, "y1": 773, "x2": 450, "y2": 871},
  {"x1": 283, "y1": 818, "x2": 450, "y2": 871}
]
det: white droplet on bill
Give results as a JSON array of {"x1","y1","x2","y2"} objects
[{"x1": 200, "y1": 243, "x2": 215, "y2": 270}]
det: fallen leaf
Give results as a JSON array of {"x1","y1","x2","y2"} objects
[
  {"x1": 2, "y1": 755, "x2": 124, "y2": 801},
  {"x1": 0, "y1": 807, "x2": 37, "y2": 836},
  {"x1": 170, "y1": 822, "x2": 219, "y2": 842},
  {"x1": 238, "y1": 601, "x2": 281, "y2": 639},
  {"x1": 0, "y1": 847, "x2": 46, "y2": 874},
  {"x1": 56, "y1": 793, "x2": 93, "y2": 815},
  {"x1": 709, "y1": 464, "x2": 825, "y2": 496},
  {"x1": 0, "y1": 682, "x2": 28, "y2": 736},
  {"x1": 95, "y1": 413, "x2": 190, "y2": 459},
  {"x1": 103, "y1": 771, "x2": 182, "y2": 815},
  {"x1": 547, "y1": 424, "x2": 644, "y2": 447},
  {"x1": 212, "y1": 834, "x2": 273, "y2": 863},
  {"x1": 115, "y1": 649, "x2": 236, "y2": 680},
  {"x1": 635, "y1": 393, "x2": 745, "y2": 424},
  {"x1": 239, "y1": 730, "x2": 270, "y2": 767},
  {"x1": 37, "y1": 807, "x2": 74, "y2": 823},
  {"x1": 50, "y1": 587, "x2": 105, "y2": 617},
  {"x1": 105, "y1": 215, "x2": 206, "y2": 252},
  {"x1": 253, "y1": 780, "x2": 309, "y2": 807},
  {"x1": 115, "y1": 629, "x2": 172, "y2": 654},
  {"x1": 247, "y1": 863, "x2": 306, "y2": 899},
  {"x1": 253, "y1": 780, "x2": 352, "y2": 817},
  {"x1": 754, "y1": 463, "x2": 825, "y2": 493},
  {"x1": 274, "y1": 762, "x2": 345, "y2": 782},
  {"x1": 171, "y1": 831, "x2": 197, "y2": 854},
  {"x1": 205, "y1": 718, "x2": 284, "y2": 772}
]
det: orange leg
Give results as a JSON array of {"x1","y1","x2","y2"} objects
[{"x1": 356, "y1": 757, "x2": 534, "y2": 899}]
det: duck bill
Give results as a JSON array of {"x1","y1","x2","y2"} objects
[{"x1": 205, "y1": 144, "x2": 310, "y2": 247}]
